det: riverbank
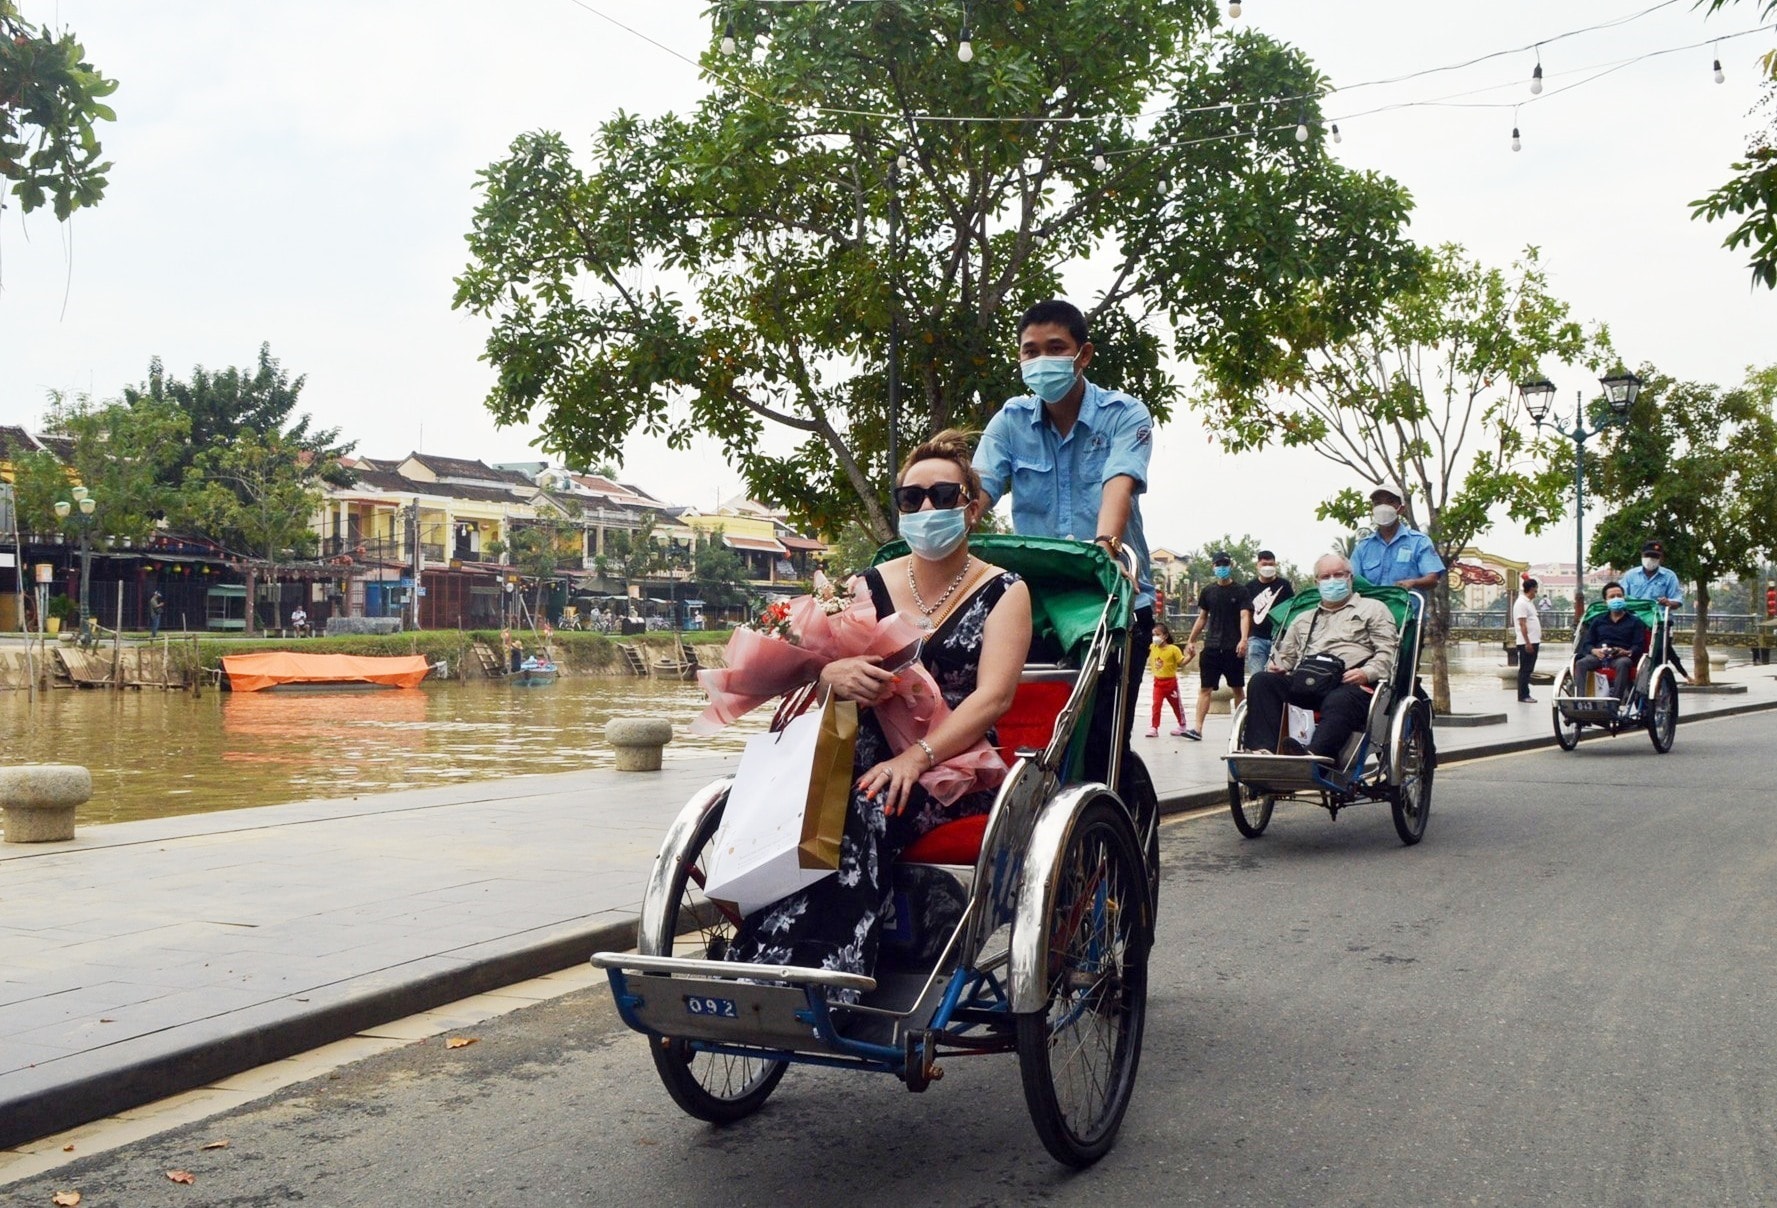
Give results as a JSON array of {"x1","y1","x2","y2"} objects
[{"x1": 3, "y1": 663, "x2": 1775, "y2": 1155}]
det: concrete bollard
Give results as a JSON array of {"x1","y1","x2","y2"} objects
[
  {"x1": 605, "y1": 718, "x2": 673, "y2": 772},
  {"x1": 0, "y1": 764, "x2": 93, "y2": 843}
]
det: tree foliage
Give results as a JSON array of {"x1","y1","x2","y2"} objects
[
  {"x1": 14, "y1": 391, "x2": 187, "y2": 537},
  {"x1": 1190, "y1": 244, "x2": 1611, "y2": 710},
  {"x1": 122, "y1": 344, "x2": 355, "y2": 485},
  {"x1": 692, "y1": 532, "x2": 751, "y2": 610},
  {"x1": 0, "y1": 0, "x2": 116, "y2": 220},
  {"x1": 454, "y1": 1, "x2": 1418, "y2": 540},
  {"x1": 1693, "y1": 1, "x2": 1777, "y2": 288},
  {"x1": 1590, "y1": 363, "x2": 1777, "y2": 682},
  {"x1": 175, "y1": 429, "x2": 326, "y2": 562}
]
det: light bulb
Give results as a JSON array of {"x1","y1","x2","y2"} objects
[
  {"x1": 1228, "y1": 1, "x2": 1242, "y2": 16},
  {"x1": 1093, "y1": 153, "x2": 1109, "y2": 172},
  {"x1": 1714, "y1": 58, "x2": 1725, "y2": 84},
  {"x1": 1331, "y1": 123, "x2": 1342, "y2": 144},
  {"x1": 958, "y1": 27, "x2": 974, "y2": 62},
  {"x1": 1530, "y1": 64, "x2": 1543, "y2": 95},
  {"x1": 720, "y1": 19, "x2": 737, "y2": 56},
  {"x1": 1511, "y1": 126, "x2": 1522, "y2": 152},
  {"x1": 1295, "y1": 122, "x2": 1309, "y2": 143}
]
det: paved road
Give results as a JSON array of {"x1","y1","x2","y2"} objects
[{"x1": 8, "y1": 710, "x2": 1776, "y2": 1206}]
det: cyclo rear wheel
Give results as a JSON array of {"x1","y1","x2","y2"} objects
[
  {"x1": 1389, "y1": 702, "x2": 1433, "y2": 846},
  {"x1": 1552, "y1": 669, "x2": 1582, "y2": 751},
  {"x1": 1647, "y1": 671, "x2": 1678, "y2": 753},
  {"x1": 1227, "y1": 780, "x2": 1276, "y2": 838},
  {"x1": 1016, "y1": 799, "x2": 1151, "y2": 1167},
  {"x1": 644, "y1": 794, "x2": 788, "y2": 1123}
]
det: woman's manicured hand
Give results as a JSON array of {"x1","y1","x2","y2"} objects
[
  {"x1": 857, "y1": 747, "x2": 928, "y2": 816},
  {"x1": 819, "y1": 656, "x2": 895, "y2": 705}
]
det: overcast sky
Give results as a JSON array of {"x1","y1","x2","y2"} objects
[{"x1": 1, "y1": 0, "x2": 1772, "y2": 570}]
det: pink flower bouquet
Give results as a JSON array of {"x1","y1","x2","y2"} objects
[{"x1": 693, "y1": 577, "x2": 1006, "y2": 806}]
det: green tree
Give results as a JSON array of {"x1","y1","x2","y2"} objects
[
  {"x1": 602, "y1": 514, "x2": 670, "y2": 583},
  {"x1": 454, "y1": 2, "x2": 1417, "y2": 541},
  {"x1": 507, "y1": 516, "x2": 580, "y2": 624},
  {"x1": 176, "y1": 430, "x2": 329, "y2": 635},
  {"x1": 1190, "y1": 244, "x2": 1610, "y2": 711},
  {"x1": 692, "y1": 532, "x2": 750, "y2": 614},
  {"x1": 0, "y1": 1, "x2": 116, "y2": 220},
  {"x1": 1589, "y1": 364, "x2": 1777, "y2": 684},
  {"x1": 123, "y1": 344, "x2": 354, "y2": 484},
  {"x1": 1693, "y1": 1, "x2": 1777, "y2": 288},
  {"x1": 14, "y1": 391, "x2": 187, "y2": 537}
]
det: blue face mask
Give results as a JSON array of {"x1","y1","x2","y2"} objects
[
  {"x1": 1318, "y1": 575, "x2": 1353, "y2": 604},
  {"x1": 1213, "y1": 566, "x2": 1232, "y2": 581},
  {"x1": 1607, "y1": 595, "x2": 1627, "y2": 612},
  {"x1": 898, "y1": 505, "x2": 969, "y2": 561},
  {"x1": 1020, "y1": 354, "x2": 1082, "y2": 405}
]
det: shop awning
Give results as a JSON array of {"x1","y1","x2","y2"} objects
[
  {"x1": 723, "y1": 535, "x2": 789, "y2": 555},
  {"x1": 779, "y1": 535, "x2": 825, "y2": 552}
]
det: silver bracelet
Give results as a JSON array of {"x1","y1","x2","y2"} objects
[{"x1": 915, "y1": 738, "x2": 937, "y2": 768}]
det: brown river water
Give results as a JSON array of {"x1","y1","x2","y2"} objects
[
  {"x1": 0, "y1": 677, "x2": 767, "y2": 827},
  {"x1": 0, "y1": 646, "x2": 1551, "y2": 829}
]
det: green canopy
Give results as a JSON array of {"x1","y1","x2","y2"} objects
[
  {"x1": 1576, "y1": 596, "x2": 1662, "y2": 644},
  {"x1": 872, "y1": 534, "x2": 1133, "y2": 660}
]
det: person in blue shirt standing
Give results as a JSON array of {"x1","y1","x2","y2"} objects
[
  {"x1": 974, "y1": 299, "x2": 1155, "y2": 779},
  {"x1": 1350, "y1": 484, "x2": 1444, "y2": 591},
  {"x1": 1620, "y1": 538, "x2": 1689, "y2": 682}
]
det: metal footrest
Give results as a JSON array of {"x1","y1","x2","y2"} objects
[
  {"x1": 593, "y1": 953, "x2": 878, "y2": 1054},
  {"x1": 1225, "y1": 752, "x2": 1334, "y2": 791},
  {"x1": 1555, "y1": 695, "x2": 1621, "y2": 721}
]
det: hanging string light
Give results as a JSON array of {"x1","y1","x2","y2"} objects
[
  {"x1": 1092, "y1": 144, "x2": 1109, "y2": 172},
  {"x1": 1228, "y1": 1, "x2": 1243, "y2": 17},
  {"x1": 1295, "y1": 104, "x2": 1310, "y2": 143},
  {"x1": 1511, "y1": 122, "x2": 1522, "y2": 152},
  {"x1": 958, "y1": 1, "x2": 974, "y2": 63},
  {"x1": 1713, "y1": 42, "x2": 1726, "y2": 83},
  {"x1": 1530, "y1": 53, "x2": 1544, "y2": 95},
  {"x1": 720, "y1": 16, "x2": 737, "y2": 56},
  {"x1": 1331, "y1": 123, "x2": 1342, "y2": 144}
]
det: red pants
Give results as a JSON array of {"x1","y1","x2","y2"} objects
[{"x1": 1151, "y1": 677, "x2": 1184, "y2": 728}]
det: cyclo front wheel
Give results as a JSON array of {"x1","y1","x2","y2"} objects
[
  {"x1": 1016, "y1": 799, "x2": 1151, "y2": 1167},
  {"x1": 644, "y1": 794, "x2": 788, "y2": 1123},
  {"x1": 1553, "y1": 669, "x2": 1582, "y2": 751},
  {"x1": 1389, "y1": 702, "x2": 1433, "y2": 846},
  {"x1": 1228, "y1": 781, "x2": 1275, "y2": 838},
  {"x1": 1647, "y1": 671, "x2": 1678, "y2": 753}
]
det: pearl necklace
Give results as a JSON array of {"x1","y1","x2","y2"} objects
[{"x1": 908, "y1": 556, "x2": 972, "y2": 630}]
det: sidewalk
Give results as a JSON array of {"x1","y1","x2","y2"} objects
[{"x1": 4, "y1": 664, "x2": 1775, "y2": 1150}]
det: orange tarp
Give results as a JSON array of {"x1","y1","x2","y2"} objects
[{"x1": 221, "y1": 652, "x2": 431, "y2": 693}]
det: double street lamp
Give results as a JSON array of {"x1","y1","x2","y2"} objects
[
  {"x1": 52, "y1": 486, "x2": 98, "y2": 629},
  {"x1": 1516, "y1": 371, "x2": 1643, "y2": 620}
]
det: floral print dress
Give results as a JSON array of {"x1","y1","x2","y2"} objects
[{"x1": 725, "y1": 565, "x2": 1019, "y2": 980}]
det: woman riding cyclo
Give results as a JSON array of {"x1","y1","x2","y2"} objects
[{"x1": 722, "y1": 430, "x2": 1033, "y2": 985}]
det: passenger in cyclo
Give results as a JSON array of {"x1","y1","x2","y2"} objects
[
  {"x1": 1241, "y1": 554, "x2": 1398, "y2": 761},
  {"x1": 724, "y1": 431, "x2": 1033, "y2": 983},
  {"x1": 1574, "y1": 581, "x2": 1651, "y2": 705}
]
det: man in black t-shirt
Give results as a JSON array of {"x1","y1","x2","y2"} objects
[
  {"x1": 1245, "y1": 548, "x2": 1295, "y2": 677},
  {"x1": 1181, "y1": 551, "x2": 1252, "y2": 741}
]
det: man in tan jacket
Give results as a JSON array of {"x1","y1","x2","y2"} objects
[{"x1": 1242, "y1": 554, "x2": 1398, "y2": 759}]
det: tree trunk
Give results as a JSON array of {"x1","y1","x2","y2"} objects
[
  {"x1": 244, "y1": 565, "x2": 257, "y2": 637},
  {"x1": 1427, "y1": 586, "x2": 1451, "y2": 714},
  {"x1": 1693, "y1": 579, "x2": 1711, "y2": 687}
]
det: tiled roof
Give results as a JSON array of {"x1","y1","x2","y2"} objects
[
  {"x1": 0, "y1": 426, "x2": 42, "y2": 461},
  {"x1": 409, "y1": 452, "x2": 511, "y2": 483}
]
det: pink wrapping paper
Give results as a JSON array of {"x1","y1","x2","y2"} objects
[{"x1": 692, "y1": 586, "x2": 1006, "y2": 806}]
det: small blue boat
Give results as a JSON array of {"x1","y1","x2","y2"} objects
[{"x1": 513, "y1": 656, "x2": 558, "y2": 687}]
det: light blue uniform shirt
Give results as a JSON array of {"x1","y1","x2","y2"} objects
[
  {"x1": 973, "y1": 380, "x2": 1154, "y2": 609},
  {"x1": 1351, "y1": 522, "x2": 1444, "y2": 587},
  {"x1": 1621, "y1": 564, "x2": 1681, "y2": 603}
]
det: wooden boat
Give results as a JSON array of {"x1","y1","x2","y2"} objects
[
  {"x1": 513, "y1": 656, "x2": 559, "y2": 687},
  {"x1": 652, "y1": 638, "x2": 700, "y2": 681},
  {"x1": 221, "y1": 652, "x2": 431, "y2": 693}
]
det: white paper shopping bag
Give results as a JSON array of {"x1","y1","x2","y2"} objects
[
  {"x1": 702, "y1": 698, "x2": 856, "y2": 916},
  {"x1": 1287, "y1": 705, "x2": 1314, "y2": 748}
]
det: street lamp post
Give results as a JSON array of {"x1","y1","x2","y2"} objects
[
  {"x1": 1517, "y1": 371, "x2": 1643, "y2": 622},
  {"x1": 53, "y1": 486, "x2": 98, "y2": 629}
]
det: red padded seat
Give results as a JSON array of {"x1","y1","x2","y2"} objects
[
  {"x1": 993, "y1": 678, "x2": 1072, "y2": 766},
  {"x1": 900, "y1": 812, "x2": 988, "y2": 865}
]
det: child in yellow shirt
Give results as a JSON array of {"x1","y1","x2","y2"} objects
[{"x1": 1146, "y1": 623, "x2": 1190, "y2": 737}]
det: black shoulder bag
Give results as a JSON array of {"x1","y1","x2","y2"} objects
[{"x1": 1287, "y1": 608, "x2": 1346, "y2": 701}]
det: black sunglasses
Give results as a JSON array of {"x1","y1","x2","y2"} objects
[{"x1": 894, "y1": 482, "x2": 970, "y2": 514}]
